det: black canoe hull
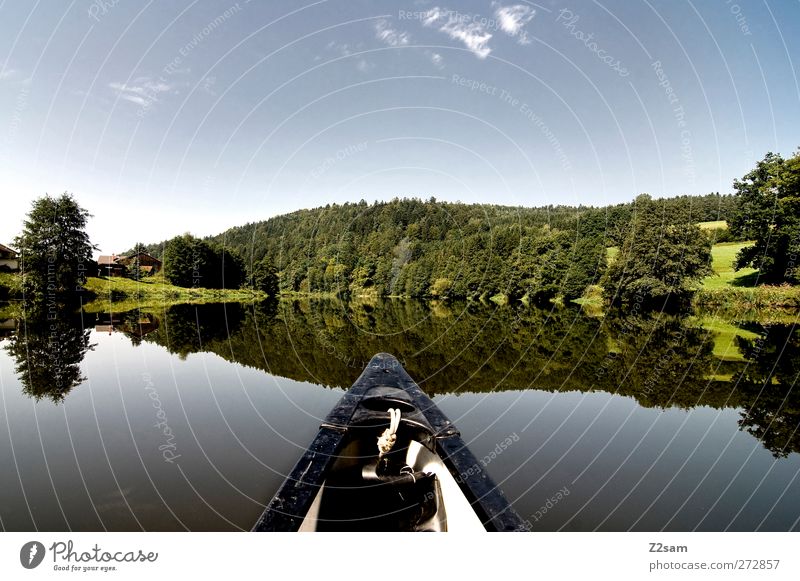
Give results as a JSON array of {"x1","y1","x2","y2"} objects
[{"x1": 252, "y1": 353, "x2": 527, "y2": 532}]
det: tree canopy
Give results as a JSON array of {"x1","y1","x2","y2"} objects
[
  {"x1": 729, "y1": 150, "x2": 800, "y2": 283},
  {"x1": 13, "y1": 193, "x2": 95, "y2": 299},
  {"x1": 162, "y1": 234, "x2": 246, "y2": 289},
  {"x1": 248, "y1": 256, "x2": 279, "y2": 296},
  {"x1": 602, "y1": 194, "x2": 713, "y2": 308}
]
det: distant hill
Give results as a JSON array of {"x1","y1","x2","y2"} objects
[{"x1": 132, "y1": 193, "x2": 736, "y2": 300}]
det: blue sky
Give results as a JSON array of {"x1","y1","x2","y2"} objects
[{"x1": 1, "y1": 0, "x2": 798, "y2": 254}]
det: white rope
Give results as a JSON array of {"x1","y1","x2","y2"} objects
[{"x1": 377, "y1": 407, "x2": 401, "y2": 457}]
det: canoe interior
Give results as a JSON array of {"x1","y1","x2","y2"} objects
[
  {"x1": 299, "y1": 423, "x2": 485, "y2": 532},
  {"x1": 253, "y1": 353, "x2": 527, "y2": 532}
]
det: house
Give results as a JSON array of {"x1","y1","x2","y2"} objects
[
  {"x1": 0, "y1": 243, "x2": 19, "y2": 272},
  {"x1": 0, "y1": 318, "x2": 16, "y2": 339},
  {"x1": 97, "y1": 252, "x2": 162, "y2": 277},
  {"x1": 119, "y1": 252, "x2": 162, "y2": 275},
  {"x1": 97, "y1": 255, "x2": 127, "y2": 277}
]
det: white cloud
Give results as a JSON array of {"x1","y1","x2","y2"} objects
[
  {"x1": 422, "y1": 7, "x2": 445, "y2": 27},
  {"x1": 494, "y1": 4, "x2": 536, "y2": 44},
  {"x1": 428, "y1": 51, "x2": 445, "y2": 69},
  {"x1": 109, "y1": 77, "x2": 173, "y2": 107},
  {"x1": 422, "y1": 7, "x2": 492, "y2": 59},
  {"x1": 356, "y1": 59, "x2": 374, "y2": 73},
  {"x1": 324, "y1": 40, "x2": 373, "y2": 72},
  {"x1": 0, "y1": 68, "x2": 17, "y2": 81},
  {"x1": 326, "y1": 40, "x2": 353, "y2": 56},
  {"x1": 375, "y1": 19, "x2": 411, "y2": 47}
]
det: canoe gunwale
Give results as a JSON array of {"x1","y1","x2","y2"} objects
[{"x1": 252, "y1": 353, "x2": 527, "y2": 532}]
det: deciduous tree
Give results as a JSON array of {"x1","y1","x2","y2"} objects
[
  {"x1": 729, "y1": 150, "x2": 800, "y2": 282},
  {"x1": 14, "y1": 193, "x2": 95, "y2": 298}
]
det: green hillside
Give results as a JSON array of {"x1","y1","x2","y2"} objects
[{"x1": 128, "y1": 193, "x2": 735, "y2": 301}]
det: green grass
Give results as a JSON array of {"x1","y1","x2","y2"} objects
[
  {"x1": 82, "y1": 276, "x2": 267, "y2": 312},
  {"x1": 698, "y1": 220, "x2": 727, "y2": 230},
  {"x1": 701, "y1": 241, "x2": 758, "y2": 289}
]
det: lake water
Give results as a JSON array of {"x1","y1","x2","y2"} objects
[{"x1": 1, "y1": 299, "x2": 798, "y2": 531}]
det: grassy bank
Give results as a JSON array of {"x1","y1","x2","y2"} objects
[
  {"x1": 694, "y1": 285, "x2": 800, "y2": 311},
  {"x1": 694, "y1": 240, "x2": 800, "y2": 311},
  {"x1": 81, "y1": 275, "x2": 267, "y2": 312}
]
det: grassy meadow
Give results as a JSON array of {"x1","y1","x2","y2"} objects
[
  {"x1": 701, "y1": 241, "x2": 758, "y2": 289},
  {"x1": 81, "y1": 275, "x2": 267, "y2": 312}
]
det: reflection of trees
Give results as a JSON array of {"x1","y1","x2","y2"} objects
[
  {"x1": 5, "y1": 305, "x2": 93, "y2": 403},
  {"x1": 148, "y1": 298, "x2": 612, "y2": 395},
  {"x1": 734, "y1": 324, "x2": 800, "y2": 458},
  {"x1": 144, "y1": 302, "x2": 245, "y2": 359},
  {"x1": 93, "y1": 309, "x2": 160, "y2": 346},
  {"x1": 119, "y1": 309, "x2": 159, "y2": 346},
  {"x1": 599, "y1": 315, "x2": 718, "y2": 409}
]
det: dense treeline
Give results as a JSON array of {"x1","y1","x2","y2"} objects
[
  {"x1": 161, "y1": 234, "x2": 247, "y2": 290},
  {"x1": 125, "y1": 192, "x2": 734, "y2": 300},
  {"x1": 191, "y1": 192, "x2": 732, "y2": 300}
]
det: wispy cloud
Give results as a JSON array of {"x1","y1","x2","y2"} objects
[
  {"x1": 109, "y1": 77, "x2": 173, "y2": 107},
  {"x1": 356, "y1": 59, "x2": 374, "y2": 73},
  {"x1": 326, "y1": 40, "x2": 353, "y2": 57},
  {"x1": 323, "y1": 40, "x2": 374, "y2": 73},
  {"x1": 375, "y1": 19, "x2": 411, "y2": 47},
  {"x1": 427, "y1": 51, "x2": 445, "y2": 69},
  {"x1": 0, "y1": 65, "x2": 29, "y2": 85},
  {"x1": 494, "y1": 4, "x2": 536, "y2": 44},
  {"x1": 423, "y1": 7, "x2": 493, "y2": 59}
]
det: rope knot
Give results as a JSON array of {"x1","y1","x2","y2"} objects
[{"x1": 377, "y1": 407, "x2": 401, "y2": 457}]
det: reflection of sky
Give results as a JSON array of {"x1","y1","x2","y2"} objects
[
  {"x1": 2, "y1": 1, "x2": 799, "y2": 253},
  {"x1": 438, "y1": 390, "x2": 800, "y2": 531}
]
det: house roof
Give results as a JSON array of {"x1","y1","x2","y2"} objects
[
  {"x1": 128, "y1": 251, "x2": 161, "y2": 263},
  {"x1": 0, "y1": 243, "x2": 17, "y2": 256},
  {"x1": 98, "y1": 255, "x2": 124, "y2": 265}
]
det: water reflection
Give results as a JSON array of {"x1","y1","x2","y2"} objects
[
  {"x1": 598, "y1": 315, "x2": 716, "y2": 409},
  {"x1": 94, "y1": 309, "x2": 160, "y2": 345},
  {"x1": 734, "y1": 324, "x2": 800, "y2": 458},
  {"x1": 4, "y1": 298, "x2": 799, "y2": 458},
  {"x1": 4, "y1": 305, "x2": 94, "y2": 403},
  {"x1": 146, "y1": 303, "x2": 245, "y2": 359}
]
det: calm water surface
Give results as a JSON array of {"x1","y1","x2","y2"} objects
[{"x1": 1, "y1": 299, "x2": 798, "y2": 531}]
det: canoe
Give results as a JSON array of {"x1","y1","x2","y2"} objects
[{"x1": 252, "y1": 353, "x2": 527, "y2": 532}]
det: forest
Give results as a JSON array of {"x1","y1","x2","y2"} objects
[{"x1": 133, "y1": 192, "x2": 737, "y2": 302}]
